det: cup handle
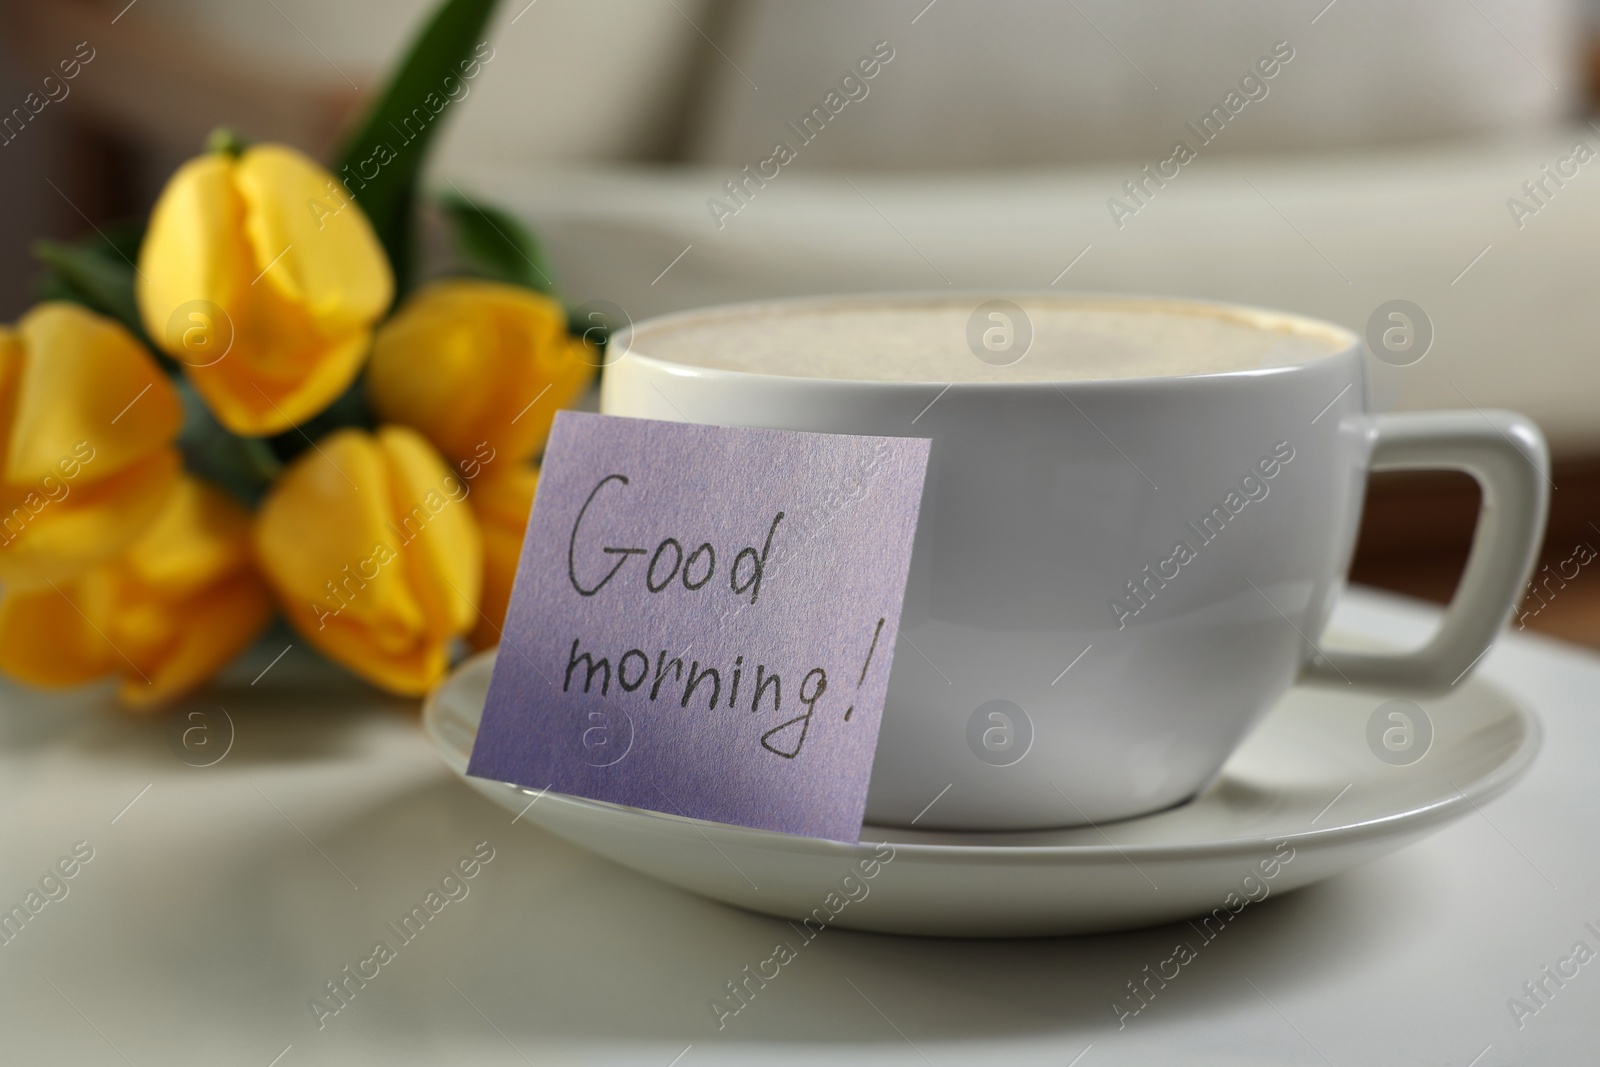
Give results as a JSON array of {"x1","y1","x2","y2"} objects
[{"x1": 1306, "y1": 409, "x2": 1550, "y2": 689}]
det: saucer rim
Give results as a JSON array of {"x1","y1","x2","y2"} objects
[{"x1": 425, "y1": 650, "x2": 1541, "y2": 864}]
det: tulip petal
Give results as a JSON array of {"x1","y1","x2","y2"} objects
[
  {"x1": 135, "y1": 153, "x2": 252, "y2": 353},
  {"x1": 468, "y1": 521, "x2": 528, "y2": 652},
  {"x1": 0, "y1": 324, "x2": 20, "y2": 441},
  {"x1": 233, "y1": 145, "x2": 392, "y2": 333},
  {"x1": 7, "y1": 303, "x2": 182, "y2": 483},
  {"x1": 465, "y1": 465, "x2": 537, "y2": 652},
  {"x1": 109, "y1": 475, "x2": 270, "y2": 707},
  {"x1": 118, "y1": 571, "x2": 273, "y2": 709},
  {"x1": 506, "y1": 334, "x2": 597, "y2": 459},
  {"x1": 255, "y1": 428, "x2": 425, "y2": 632},
  {"x1": 377, "y1": 425, "x2": 481, "y2": 639},
  {"x1": 184, "y1": 322, "x2": 370, "y2": 438},
  {"x1": 278, "y1": 594, "x2": 448, "y2": 696},
  {"x1": 0, "y1": 578, "x2": 115, "y2": 687},
  {"x1": 366, "y1": 285, "x2": 502, "y2": 462},
  {"x1": 472, "y1": 463, "x2": 540, "y2": 530},
  {"x1": 122, "y1": 476, "x2": 255, "y2": 597},
  {"x1": 0, "y1": 470, "x2": 272, "y2": 705},
  {"x1": 0, "y1": 451, "x2": 179, "y2": 589},
  {"x1": 368, "y1": 280, "x2": 592, "y2": 465}
]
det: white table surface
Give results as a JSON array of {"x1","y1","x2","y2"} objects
[{"x1": 1, "y1": 587, "x2": 1594, "y2": 1066}]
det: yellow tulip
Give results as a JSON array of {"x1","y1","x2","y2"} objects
[
  {"x1": 137, "y1": 143, "x2": 392, "y2": 436},
  {"x1": 0, "y1": 302, "x2": 183, "y2": 589},
  {"x1": 0, "y1": 475, "x2": 274, "y2": 708},
  {"x1": 366, "y1": 280, "x2": 594, "y2": 467},
  {"x1": 466, "y1": 464, "x2": 538, "y2": 651},
  {"x1": 254, "y1": 425, "x2": 481, "y2": 696}
]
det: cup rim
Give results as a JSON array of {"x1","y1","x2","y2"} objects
[{"x1": 610, "y1": 290, "x2": 1362, "y2": 390}]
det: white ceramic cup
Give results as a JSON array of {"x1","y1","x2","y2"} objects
[{"x1": 602, "y1": 294, "x2": 1549, "y2": 831}]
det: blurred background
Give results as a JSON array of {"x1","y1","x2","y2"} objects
[{"x1": 3, "y1": 0, "x2": 1597, "y2": 645}]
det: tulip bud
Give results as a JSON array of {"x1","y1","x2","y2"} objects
[
  {"x1": 0, "y1": 475, "x2": 273, "y2": 707},
  {"x1": 0, "y1": 303, "x2": 183, "y2": 589},
  {"x1": 137, "y1": 144, "x2": 392, "y2": 436},
  {"x1": 366, "y1": 280, "x2": 594, "y2": 466},
  {"x1": 254, "y1": 425, "x2": 481, "y2": 695},
  {"x1": 465, "y1": 464, "x2": 539, "y2": 651}
]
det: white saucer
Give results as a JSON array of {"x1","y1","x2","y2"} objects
[{"x1": 425, "y1": 649, "x2": 1538, "y2": 937}]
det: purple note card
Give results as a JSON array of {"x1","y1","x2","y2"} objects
[{"x1": 466, "y1": 411, "x2": 930, "y2": 842}]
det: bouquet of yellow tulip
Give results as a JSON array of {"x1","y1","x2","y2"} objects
[{"x1": 0, "y1": 0, "x2": 595, "y2": 706}]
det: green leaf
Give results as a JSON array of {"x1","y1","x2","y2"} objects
[
  {"x1": 266, "y1": 373, "x2": 376, "y2": 465},
  {"x1": 440, "y1": 189, "x2": 556, "y2": 293},
  {"x1": 31, "y1": 236, "x2": 150, "y2": 344},
  {"x1": 176, "y1": 380, "x2": 282, "y2": 506},
  {"x1": 334, "y1": 0, "x2": 502, "y2": 296},
  {"x1": 95, "y1": 217, "x2": 148, "y2": 266}
]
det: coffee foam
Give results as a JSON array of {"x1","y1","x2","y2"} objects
[{"x1": 629, "y1": 297, "x2": 1350, "y2": 383}]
